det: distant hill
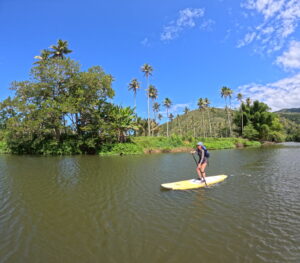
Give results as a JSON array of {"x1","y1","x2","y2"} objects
[
  {"x1": 158, "y1": 107, "x2": 300, "y2": 138},
  {"x1": 276, "y1": 108, "x2": 300, "y2": 113},
  {"x1": 276, "y1": 108, "x2": 300, "y2": 125},
  {"x1": 158, "y1": 107, "x2": 232, "y2": 137}
]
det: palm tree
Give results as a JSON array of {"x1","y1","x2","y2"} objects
[
  {"x1": 152, "y1": 102, "x2": 160, "y2": 136},
  {"x1": 184, "y1": 107, "x2": 189, "y2": 115},
  {"x1": 153, "y1": 102, "x2": 160, "y2": 123},
  {"x1": 204, "y1": 98, "x2": 212, "y2": 137},
  {"x1": 50, "y1": 39, "x2": 72, "y2": 59},
  {"x1": 246, "y1": 97, "x2": 251, "y2": 106},
  {"x1": 128, "y1": 78, "x2": 140, "y2": 115},
  {"x1": 158, "y1": 113, "x2": 163, "y2": 121},
  {"x1": 163, "y1": 98, "x2": 172, "y2": 137},
  {"x1": 141, "y1": 64, "x2": 153, "y2": 136},
  {"x1": 237, "y1": 93, "x2": 244, "y2": 135},
  {"x1": 148, "y1": 85, "x2": 158, "y2": 100},
  {"x1": 148, "y1": 85, "x2": 158, "y2": 136},
  {"x1": 169, "y1": 113, "x2": 174, "y2": 133},
  {"x1": 221, "y1": 86, "x2": 232, "y2": 137},
  {"x1": 197, "y1": 98, "x2": 206, "y2": 137}
]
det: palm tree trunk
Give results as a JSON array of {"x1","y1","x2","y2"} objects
[
  {"x1": 147, "y1": 78, "x2": 150, "y2": 136},
  {"x1": 207, "y1": 109, "x2": 212, "y2": 137},
  {"x1": 134, "y1": 93, "x2": 136, "y2": 114},
  {"x1": 178, "y1": 117, "x2": 182, "y2": 136},
  {"x1": 229, "y1": 98, "x2": 232, "y2": 137},
  {"x1": 241, "y1": 108, "x2": 244, "y2": 136},
  {"x1": 166, "y1": 109, "x2": 169, "y2": 137},
  {"x1": 202, "y1": 110, "x2": 205, "y2": 138},
  {"x1": 224, "y1": 97, "x2": 231, "y2": 137}
]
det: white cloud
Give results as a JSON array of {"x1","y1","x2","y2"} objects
[
  {"x1": 237, "y1": 73, "x2": 300, "y2": 111},
  {"x1": 244, "y1": 0, "x2": 285, "y2": 19},
  {"x1": 276, "y1": 40, "x2": 300, "y2": 69},
  {"x1": 239, "y1": 0, "x2": 300, "y2": 53},
  {"x1": 161, "y1": 8, "x2": 205, "y2": 41},
  {"x1": 141, "y1": 37, "x2": 150, "y2": 47},
  {"x1": 200, "y1": 19, "x2": 215, "y2": 31}
]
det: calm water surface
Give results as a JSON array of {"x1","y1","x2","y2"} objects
[{"x1": 0, "y1": 143, "x2": 300, "y2": 263}]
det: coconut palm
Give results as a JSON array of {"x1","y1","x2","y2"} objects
[
  {"x1": 204, "y1": 98, "x2": 212, "y2": 137},
  {"x1": 153, "y1": 102, "x2": 160, "y2": 122},
  {"x1": 237, "y1": 93, "x2": 244, "y2": 135},
  {"x1": 148, "y1": 85, "x2": 158, "y2": 136},
  {"x1": 141, "y1": 64, "x2": 153, "y2": 136},
  {"x1": 158, "y1": 113, "x2": 163, "y2": 121},
  {"x1": 197, "y1": 98, "x2": 206, "y2": 137},
  {"x1": 176, "y1": 114, "x2": 183, "y2": 136},
  {"x1": 152, "y1": 102, "x2": 160, "y2": 136},
  {"x1": 228, "y1": 88, "x2": 234, "y2": 135},
  {"x1": 246, "y1": 97, "x2": 251, "y2": 106},
  {"x1": 128, "y1": 78, "x2": 140, "y2": 114},
  {"x1": 50, "y1": 39, "x2": 72, "y2": 59},
  {"x1": 221, "y1": 86, "x2": 232, "y2": 137},
  {"x1": 163, "y1": 98, "x2": 172, "y2": 137},
  {"x1": 148, "y1": 85, "x2": 158, "y2": 100},
  {"x1": 184, "y1": 107, "x2": 189, "y2": 115}
]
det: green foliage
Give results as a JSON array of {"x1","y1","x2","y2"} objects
[
  {"x1": 243, "y1": 123, "x2": 259, "y2": 140},
  {"x1": 132, "y1": 135, "x2": 184, "y2": 150},
  {"x1": 0, "y1": 140, "x2": 10, "y2": 153},
  {"x1": 0, "y1": 41, "x2": 138, "y2": 155},
  {"x1": 187, "y1": 137, "x2": 260, "y2": 149},
  {"x1": 234, "y1": 100, "x2": 285, "y2": 142}
]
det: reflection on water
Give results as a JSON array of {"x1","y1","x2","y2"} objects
[
  {"x1": 56, "y1": 157, "x2": 81, "y2": 188},
  {"x1": 0, "y1": 143, "x2": 300, "y2": 263}
]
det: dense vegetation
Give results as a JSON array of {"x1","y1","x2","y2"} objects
[
  {"x1": 0, "y1": 41, "x2": 139, "y2": 154},
  {"x1": 233, "y1": 100, "x2": 285, "y2": 142},
  {"x1": 99, "y1": 136, "x2": 261, "y2": 155},
  {"x1": 159, "y1": 101, "x2": 288, "y2": 142},
  {"x1": 0, "y1": 40, "x2": 298, "y2": 155}
]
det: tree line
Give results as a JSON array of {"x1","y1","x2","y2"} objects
[{"x1": 0, "y1": 40, "x2": 292, "y2": 154}]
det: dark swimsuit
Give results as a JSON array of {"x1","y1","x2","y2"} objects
[{"x1": 196, "y1": 148, "x2": 207, "y2": 164}]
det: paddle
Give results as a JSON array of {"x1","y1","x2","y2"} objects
[{"x1": 191, "y1": 152, "x2": 208, "y2": 187}]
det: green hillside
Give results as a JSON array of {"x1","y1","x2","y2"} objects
[
  {"x1": 159, "y1": 107, "x2": 234, "y2": 137},
  {"x1": 158, "y1": 107, "x2": 300, "y2": 142},
  {"x1": 276, "y1": 108, "x2": 300, "y2": 113},
  {"x1": 276, "y1": 108, "x2": 300, "y2": 125}
]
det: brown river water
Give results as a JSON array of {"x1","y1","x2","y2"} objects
[{"x1": 0, "y1": 143, "x2": 299, "y2": 262}]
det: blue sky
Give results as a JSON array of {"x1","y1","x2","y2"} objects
[{"x1": 0, "y1": 0, "x2": 300, "y2": 121}]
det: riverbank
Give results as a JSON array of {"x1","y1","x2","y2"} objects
[
  {"x1": 99, "y1": 136, "x2": 261, "y2": 155},
  {"x1": 0, "y1": 136, "x2": 261, "y2": 155}
]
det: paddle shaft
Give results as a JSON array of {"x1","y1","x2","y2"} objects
[{"x1": 192, "y1": 152, "x2": 208, "y2": 187}]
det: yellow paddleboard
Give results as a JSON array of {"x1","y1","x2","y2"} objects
[{"x1": 161, "y1": 175, "x2": 228, "y2": 190}]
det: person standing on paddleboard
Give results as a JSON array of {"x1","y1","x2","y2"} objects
[{"x1": 191, "y1": 142, "x2": 209, "y2": 182}]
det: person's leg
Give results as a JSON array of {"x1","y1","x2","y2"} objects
[
  {"x1": 200, "y1": 162, "x2": 207, "y2": 180},
  {"x1": 196, "y1": 163, "x2": 202, "y2": 179}
]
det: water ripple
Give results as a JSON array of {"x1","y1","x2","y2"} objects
[{"x1": 0, "y1": 146, "x2": 300, "y2": 262}]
